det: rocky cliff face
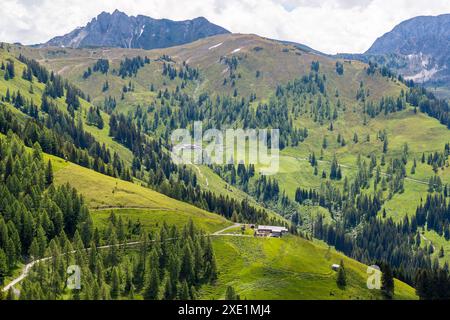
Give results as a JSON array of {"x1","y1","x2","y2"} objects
[
  {"x1": 366, "y1": 14, "x2": 450, "y2": 86},
  {"x1": 43, "y1": 10, "x2": 230, "y2": 50}
]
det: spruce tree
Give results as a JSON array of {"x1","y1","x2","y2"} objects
[
  {"x1": 383, "y1": 137, "x2": 389, "y2": 154},
  {"x1": 381, "y1": 264, "x2": 394, "y2": 299},
  {"x1": 0, "y1": 248, "x2": 7, "y2": 284},
  {"x1": 107, "y1": 230, "x2": 120, "y2": 266},
  {"x1": 144, "y1": 268, "x2": 160, "y2": 300},
  {"x1": 111, "y1": 267, "x2": 120, "y2": 299},
  {"x1": 322, "y1": 137, "x2": 328, "y2": 149},
  {"x1": 180, "y1": 242, "x2": 194, "y2": 282},
  {"x1": 179, "y1": 280, "x2": 190, "y2": 300},
  {"x1": 129, "y1": 284, "x2": 135, "y2": 300},
  {"x1": 225, "y1": 286, "x2": 240, "y2": 300},
  {"x1": 336, "y1": 260, "x2": 347, "y2": 289},
  {"x1": 204, "y1": 237, "x2": 218, "y2": 281},
  {"x1": 6, "y1": 287, "x2": 15, "y2": 300}
]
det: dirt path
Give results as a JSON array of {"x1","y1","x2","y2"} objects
[
  {"x1": 212, "y1": 223, "x2": 252, "y2": 237},
  {"x1": 57, "y1": 65, "x2": 71, "y2": 75},
  {"x1": 212, "y1": 223, "x2": 241, "y2": 235},
  {"x1": 420, "y1": 233, "x2": 436, "y2": 251},
  {"x1": 2, "y1": 259, "x2": 46, "y2": 293},
  {"x1": 193, "y1": 164, "x2": 209, "y2": 187},
  {"x1": 91, "y1": 206, "x2": 172, "y2": 211}
]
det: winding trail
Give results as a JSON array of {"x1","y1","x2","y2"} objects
[
  {"x1": 212, "y1": 223, "x2": 241, "y2": 235},
  {"x1": 193, "y1": 164, "x2": 209, "y2": 187},
  {"x1": 212, "y1": 223, "x2": 250, "y2": 237},
  {"x1": 170, "y1": 150, "x2": 209, "y2": 187},
  {"x1": 92, "y1": 206, "x2": 172, "y2": 211},
  {"x1": 420, "y1": 233, "x2": 436, "y2": 252},
  {"x1": 1, "y1": 223, "x2": 247, "y2": 293}
]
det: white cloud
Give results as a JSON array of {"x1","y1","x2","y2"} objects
[{"x1": 0, "y1": 0, "x2": 449, "y2": 54}]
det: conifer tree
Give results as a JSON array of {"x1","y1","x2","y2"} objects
[
  {"x1": 6, "y1": 287, "x2": 15, "y2": 300},
  {"x1": 179, "y1": 280, "x2": 190, "y2": 300},
  {"x1": 144, "y1": 268, "x2": 160, "y2": 300},
  {"x1": 381, "y1": 264, "x2": 395, "y2": 299},
  {"x1": 180, "y1": 242, "x2": 194, "y2": 282},
  {"x1": 203, "y1": 237, "x2": 218, "y2": 281},
  {"x1": 111, "y1": 267, "x2": 120, "y2": 299},
  {"x1": 0, "y1": 248, "x2": 7, "y2": 284},
  {"x1": 225, "y1": 286, "x2": 240, "y2": 300},
  {"x1": 336, "y1": 260, "x2": 347, "y2": 289},
  {"x1": 383, "y1": 136, "x2": 389, "y2": 154},
  {"x1": 45, "y1": 160, "x2": 53, "y2": 185}
]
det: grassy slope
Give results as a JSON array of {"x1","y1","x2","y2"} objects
[
  {"x1": 13, "y1": 35, "x2": 417, "y2": 155},
  {"x1": 4, "y1": 42, "x2": 280, "y2": 215},
  {"x1": 0, "y1": 46, "x2": 134, "y2": 165},
  {"x1": 277, "y1": 108, "x2": 450, "y2": 194},
  {"x1": 195, "y1": 164, "x2": 288, "y2": 223},
  {"x1": 0, "y1": 42, "x2": 289, "y2": 236},
  {"x1": 200, "y1": 235, "x2": 417, "y2": 300},
  {"x1": 52, "y1": 159, "x2": 231, "y2": 233},
  {"x1": 22, "y1": 34, "x2": 404, "y2": 108}
]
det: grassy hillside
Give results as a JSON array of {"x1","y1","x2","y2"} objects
[
  {"x1": 15, "y1": 34, "x2": 404, "y2": 111},
  {"x1": 0, "y1": 45, "x2": 134, "y2": 164},
  {"x1": 275, "y1": 108, "x2": 450, "y2": 205},
  {"x1": 200, "y1": 235, "x2": 417, "y2": 300},
  {"x1": 52, "y1": 159, "x2": 231, "y2": 233},
  {"x1": 1, "y1": 42, "x2": 284, "y2": 226},
  {"x1": 194, "y1": 164, "x2": 288, "y2": 223},
  {"x1": 52, "y1": 159, "x2": 417, "y2": 300}
]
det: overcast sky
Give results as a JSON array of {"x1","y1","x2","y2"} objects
[{"x1": 1, "y1": 0, "x2": 449, "y2": 54}]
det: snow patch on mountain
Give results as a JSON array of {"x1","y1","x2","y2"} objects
[
  {"x1": 138, "y1": 25, "x2": 146, "y2": 38},
  {"x1": 405, "y1": 66, "x2": 441, "y2": 83},
  {"x1": 208, "y1": 42, "x2": 223, "y2": 50}
]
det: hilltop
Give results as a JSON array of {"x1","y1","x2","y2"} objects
[{"x1": 18, "y1": 33, "x2": 403, "y2": 108}]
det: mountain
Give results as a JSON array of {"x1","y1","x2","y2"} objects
[
  {"x1": 41, "y1": 9, "x2": 230, "y2": 49},
  {"x1": 2, "y1": 21, "x2": 450, "y2": 300},
  {"x1": 365, "y1": 14, "x2": 450, "y2": 91}
]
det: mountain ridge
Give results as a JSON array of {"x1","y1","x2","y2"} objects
[
  {"x1": 366, "y1": 13, "x2": 450, "y2": 56},
  {"x1": 40, "y1": 9, "x2": 230, "y2": 50},
  {"x1": 364, "y1": 13, "x2": 450, "y2": 92}
]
